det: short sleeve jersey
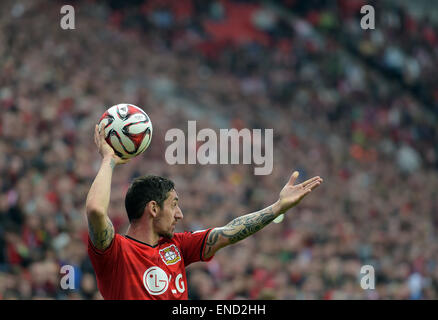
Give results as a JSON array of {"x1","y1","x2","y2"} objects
[{"x1": 88, "y1": 229, "x2": 213, "y2": 300}]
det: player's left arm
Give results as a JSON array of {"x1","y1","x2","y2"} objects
[{"x1": 203, "y1": 171, "x2": 323, "y2": 259}]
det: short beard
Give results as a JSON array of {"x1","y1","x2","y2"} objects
[
  {"x1": 158, "y1": 230, "x2": 174, "y2": 239},
  {"x1": 153, "y1": 215, "x2": 174, "y2": 239}
]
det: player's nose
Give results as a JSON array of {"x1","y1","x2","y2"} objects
[{"x1": 175, "y1": 206, "x2": 183, "y2": 220}]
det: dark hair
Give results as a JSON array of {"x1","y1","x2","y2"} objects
[{"x1": 125, "y1": 175, "x2": 175, "y2": 222}]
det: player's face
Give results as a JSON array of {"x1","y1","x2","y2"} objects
[{"x1": 154, "y1": 189, "x2": 183, "y2": 239}]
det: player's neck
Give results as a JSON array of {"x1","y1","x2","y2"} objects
[{"x1": 125, "y1": 223, "x2": 160, "y2": 247}]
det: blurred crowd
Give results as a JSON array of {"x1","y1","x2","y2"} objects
[{"x1": 0, "y1": 0, "x2": 437, "y2": 300}]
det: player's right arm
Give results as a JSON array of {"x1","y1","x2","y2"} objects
[{"x1": 85, "y1": 124, "x2": 129, "y2": 251}]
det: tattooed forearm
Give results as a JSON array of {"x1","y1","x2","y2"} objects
[
  {"x1": 207, "y1": 206, "x2": 277, "y2": 250},
  {"x1": 109, "y1": 158, "x2": 116, "y2": 170},
  {"x1": 88, "y1": 215, "x2": 115, "y2": 250}
]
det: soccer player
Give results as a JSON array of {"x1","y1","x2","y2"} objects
[{"x1": 86, "y1": 124, "x2": 323, "y2": 299}]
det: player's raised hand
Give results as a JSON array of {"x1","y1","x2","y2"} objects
[
  {"x1": 94, "y1": 124, "x2": 130, "y2": 165},
  {"x1": 277, "y1": 171, "x2": 323, "y2": 213}
]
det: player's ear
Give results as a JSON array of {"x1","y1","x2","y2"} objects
[{"x1": 146, "y1": 201, "x2": 159, "y2": 218}]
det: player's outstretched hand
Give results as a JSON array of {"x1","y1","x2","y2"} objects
[
  {"x1": 94, "y1": 124, "x2": 130, "y2": 165},
  {"x1": 277, "y1": 171, "x2": 323, "y2": 213}
]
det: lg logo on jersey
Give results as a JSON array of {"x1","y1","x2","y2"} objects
[{"x1": 143, "y1": 266, "x2": 185, "y2": 295}]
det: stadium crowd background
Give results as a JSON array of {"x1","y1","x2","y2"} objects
[{"x1": 0, "y1": 0, "x2": 437, "y2": 299}]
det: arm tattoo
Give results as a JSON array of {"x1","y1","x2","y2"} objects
[
  {"x1": 88, "y1": 215, "x2": 115, "y2": 250},
  {"x1": 109, "y1": 158, "x2": 116, "y2": 170},
  {"x1": 206, "y1": 206, "x2": 276, "y2": 254}
]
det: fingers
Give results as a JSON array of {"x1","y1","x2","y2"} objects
[
  {"x1": 304, "y1": 177, "x2": 323, "y2": 191},
  {"x1": 298, "y1": 179, "x2": 322, "y2": 201},
  {"x1": 287, "y1": 171, "x2": 299, "y2": 186},
  {"x1": 94, "y1": 124, "x2": 100, "y2": 147},
  {"x1": 287, "y1": 171, "x2": 323, "y2": 189},
  {"x1": 299, "y1": 176, "x2": 321, "y2": 188},
  {"x1": 99, "y1": 123, "x2": 106, "y2": 140},
  {"x1": 95, "y1": 123, "x2": 109, "y2": 146}
]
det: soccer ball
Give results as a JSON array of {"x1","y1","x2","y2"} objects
[{"x1": 98, "y1": 103, "x2": 153, "y2": 159}]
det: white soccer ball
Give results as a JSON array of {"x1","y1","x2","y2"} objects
[{"x1": 98, "y1": 103, "x2": 153, "y2": 159}]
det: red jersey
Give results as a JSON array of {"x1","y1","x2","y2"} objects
[{"x1": 88, "y1": 229, "x2": 214, "y2": 300}]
